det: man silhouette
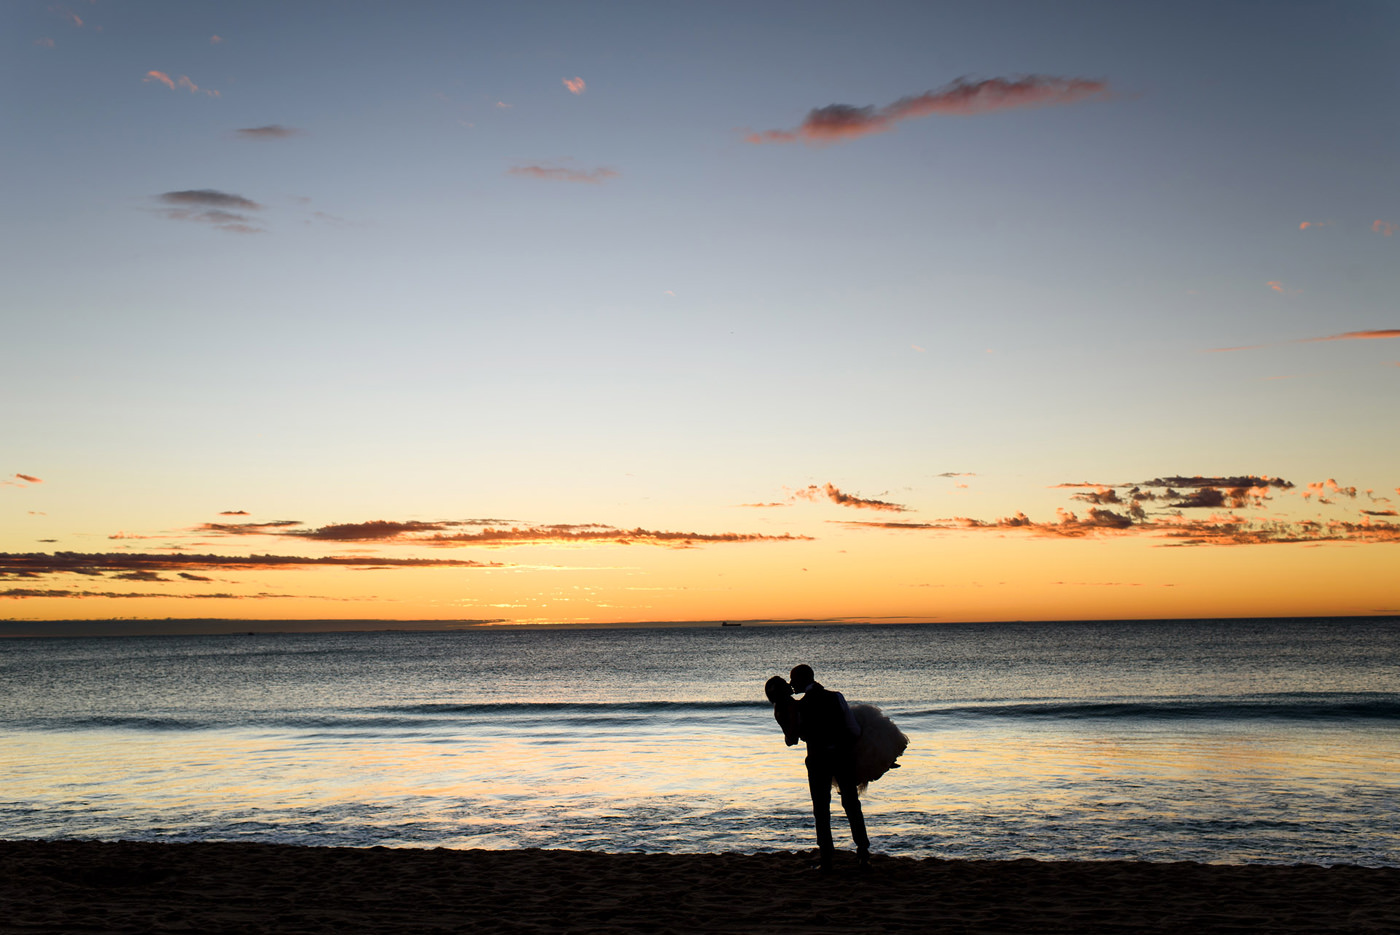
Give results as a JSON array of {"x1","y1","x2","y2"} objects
[{"x1": 789, "y1": 664, "x2": 869, "y2": 871}]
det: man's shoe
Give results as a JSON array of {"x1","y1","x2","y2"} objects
[{"x1": 857, "y1": 848, "x2": 871, "y2": 871}]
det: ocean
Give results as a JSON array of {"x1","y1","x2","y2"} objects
[{"x1": 1, "y1": 618, "x2": 1397, "y2": 866}]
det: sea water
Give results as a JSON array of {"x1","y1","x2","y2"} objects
[{"x1": 1, "y1": 618, "x2": 1397, "y2": 865}]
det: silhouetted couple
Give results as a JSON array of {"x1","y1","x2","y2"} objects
[{"x1": 766, "y1": 664, "x2": 907, "y2": 872}]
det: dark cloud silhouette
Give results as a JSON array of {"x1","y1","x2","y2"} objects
[
  {"x1": 747, "y1": 76, "x2": 1109, "y2": 145},
  {"x1": 0, "y1": 551, "x2": 501, "y2": 581},
  {"x1": 845, "y1": 471, "x2": 1398, "y2": 546},
  {"x1": 293, "y1": 520, "x2": 453, "y2": 541},
  {"x1": 1139, "y1": 476, "x2": 1294, "y2": 490},
  {"x1": 1, "y1": 588, "x2": 299, "y2": 600},
  {"x1": 795, "y1": 483, "x2": 908, "y2": 512},
  {"x1": 155, "y1": 190, "x2": 264, "y2": 233},
  {"x1": 219, "y1": 510, "x2": 249, "y2": 516},
  {"x1": 236, "y1": 125, "x2": 303, "y2": 140},
  {"x1": 159, "y1": 190, "x2": 260, "y2": 210},
  {"x1": 198, "y1": 520, "x2": 304, "y2": 535}
]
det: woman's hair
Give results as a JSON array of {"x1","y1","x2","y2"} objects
[{"x1": 764, "y1": 675, "x2": 793, "y2": 704}]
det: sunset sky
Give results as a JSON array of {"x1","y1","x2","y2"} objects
[{"x1": 4, "y1": 1, "x2": 1398, "y2": 631}]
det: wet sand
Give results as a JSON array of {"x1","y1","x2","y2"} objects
[{"x1": 2, "y1": 840, "x2": 1396, "y2": 934}]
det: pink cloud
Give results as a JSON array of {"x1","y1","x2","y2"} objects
[
  {"x1": 1266, "y1": 281, "x2": 1285, "y2": 293},
  {"x1": 1305, "y1": 329, "x2": 1400, "y2": 343},
  {"x1": 1211, "y1": 329, "x2": 1400, "y2": 352},
  {"x1": 747, "y1": 75, "x2": 1109, "y2": 145},
  {"x1": 144, "y1": 70, "x2": 176, "y2": 90},
  {"x1": 507, "y1": 164, "x2": 618, "y2": 184},
  {"x1": 144, "y1": 70, "x2": 218, "y2": 97},
  {"x1": 1373, "y1": 220, "x2": 1396, "y2": 237},
  {"x1": 563, "y1": 77, "x2": 586, "y2": 95},
  {"x1": 210, "y1": 35, "x2": 223, "y2": 44}
]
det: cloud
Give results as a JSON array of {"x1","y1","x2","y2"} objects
[
  {"x1": 0, "y1": 551, "x2": 503, "y2": 581},
  {"x1": 144, "y1": 70, "x2": 176, "y2": 90},
  {"x1": 210, "y1": 35, "x2": 223, "y2": 44},
  {"x1": 236, "y1": 125, "x2": 303, "y2": 140},
  {"x1": 1300, "y1": 330, "x2": 1400, "y2": 343},
  {"x1": 1210, "y1": 330, "x2": 1400, "y2": 353},
  {"x1": 421, "y1": 526, "x2": 808, "y2": 548},
  {"x1": 747, "y1": 75, "x2": 1109, "y2": 145},
  {"x1": 738, "y1": 502, "x2": 790, "y2": 508},
  {"x1": 563, "y1": 77, "x2": 586, "y2": 95},
  {"x1": 160, "y1": 190, "x2": 260, "y2": 210},
  {"x1": 1267, "y1": 281, "x2": 1285, "y2": 293},
  {"x1": 144, "y1": 70, "x2": 219, "y2": 97},
  {"x1": 34, "y1": 38, "x2": 56, "y2": 48},
  {"x1": 219, "y1": 510, "x2": 249, "y2": 515},
  {"x1": 196, "y1": 517, "x2": 803, "y2": 549},
  {"x1": 197, "y1": 519, "x2": 304, "y2": 535},
  {"x1": 794, "y1": 483, "x2": 909, "y2": 512},
  {"x1": 16, "y1": 474, "x2": 41, "y2": 484},
  {"x1": 507, "y1": 164, "x2": 618, "y2": 184},
  {"x1": 3, "y1": 473, "x2": 43, "y2": 488},
  {"x1": 1374, "y1": 220, "x2": 1396, "y2": 237},
  {"x1": 155, "y1": 189, "x2": 265, "y2": 234},
  {"x1": 1, "y1": 588, "x2": 307, "y2": 600},
  {"x1": 852, "y1": 472, "x2": 1400, "y2": 546},
  {"x1": 1304, "y1": 478, "x2": 1358, "y2": 501}
]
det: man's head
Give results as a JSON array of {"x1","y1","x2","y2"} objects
[{"x1": 789, "y1": 664, "x2": 815, "y2": 693}]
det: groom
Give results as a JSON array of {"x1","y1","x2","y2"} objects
[{"x1": 789, "y1": 664, "x2": 869, "y2": 871}]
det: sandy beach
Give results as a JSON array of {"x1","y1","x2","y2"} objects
[{"x1": 1, "y1": 841, "x2": 1396, "y2": 934}]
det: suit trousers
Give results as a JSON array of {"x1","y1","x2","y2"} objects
[{"x1": 806, "y1": 747, "x2": 869, "y2": 860}]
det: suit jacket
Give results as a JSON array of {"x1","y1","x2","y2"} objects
[{"x1": 797, "y1": 682, "x2": 858, "y2": 753}]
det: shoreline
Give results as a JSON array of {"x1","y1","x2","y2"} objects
[{"x1": 3, "y1": 840, "x2": 1396, "y2": 934}]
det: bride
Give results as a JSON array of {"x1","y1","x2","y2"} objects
[{"x1": 764, "y1": 675, "x2": 908, "y2": 787}]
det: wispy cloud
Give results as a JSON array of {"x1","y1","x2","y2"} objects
[
  {"x1": 155, "y1": 189, "x2": 265, "y2": 234},
  {"x1": 794, "y1": 483, "x2": 909, "y2": 512},
  {"x1": 2, "y1": 473, "x2": 43, "y2": 488},
  {"x1": 210, "y1": 35, "x2": 223, "y2": 44},
  {"x1": 144, "y1": 70, "x2": 219, "y2": 97},
  {"x1": 235, "y1": 125, "x2": 303, "y2": 140},
  {"x1": 1374, "y1": 220, "x2": 1396, "y2": 237},
  {"x1": 563, "y1": 77, "x2": 586, "y2": 95},
  {"x1": 507, "y1": 164, "x2": 618, "y2": 184},
  {"x1": 747, "y1": 75, "x2": 1109, "y2": 145},
  {"x1": 1211, "y1": 329, "x2": 1400, "y2": 352},
  {"x1": 199, "y1": 517, "x2": 806, "y2": 549},
  {"x1": 34, "y1": 38, "x2": 56, "y2": 49}
]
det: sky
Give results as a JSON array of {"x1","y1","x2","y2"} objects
[{"x1": 4, "y1": 0, "x2": 1399, "y2": 632}]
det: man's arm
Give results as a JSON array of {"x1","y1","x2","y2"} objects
[{"x1": 836, "y1": 692, "x2": 861, "y2": 737}]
